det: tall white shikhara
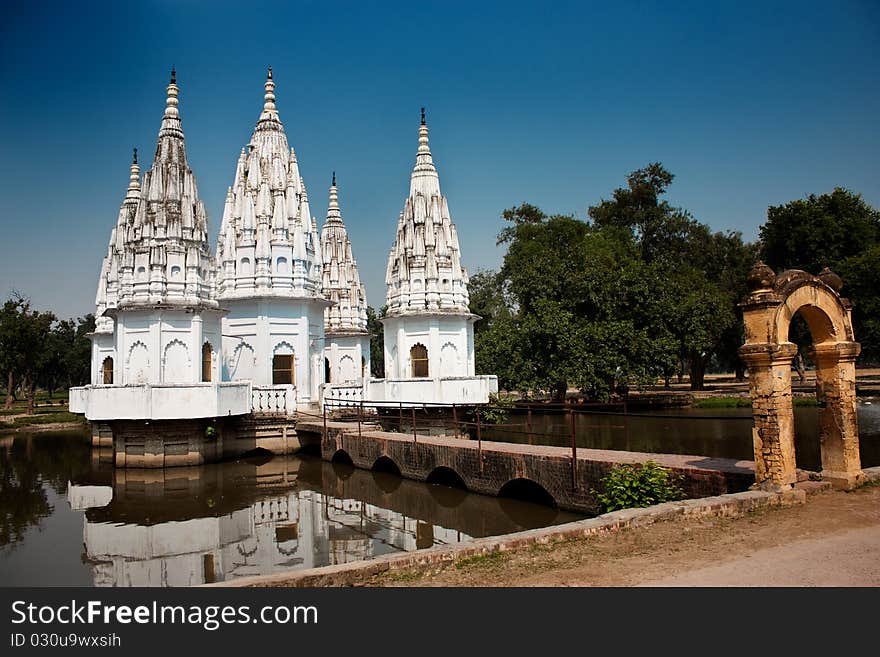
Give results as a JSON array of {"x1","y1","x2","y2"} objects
[
  {"x1": 321, "y1": 173, "x2": 370, "y2": 385},
  {"x1": 91, "y1": 70, "x2": 222, "y2": 390},
  {"x1": 370, "y1": 110, "x2": 497, "y2": 404},
  {"x1": 384, "y1": 108, "x2": 470, "y2": 315}
]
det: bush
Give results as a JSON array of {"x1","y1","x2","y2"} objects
[
  {"x1": 592, "y1": 461, "x2": 685, "y2": 512},
  {"x1": 479, "y1": 392, "x2": 517, "y2": 424}
]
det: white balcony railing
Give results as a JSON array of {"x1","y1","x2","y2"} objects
[{"x1": 251, "y1": 385, "x2": 296, "y2": 416}]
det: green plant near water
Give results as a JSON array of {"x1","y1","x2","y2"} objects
[
  {"x1": 479, "y1": 392, "x2": 517, "y2": 424},
  {"x1": 592, "y1": 461, "x2": 685, "y2": 512}
]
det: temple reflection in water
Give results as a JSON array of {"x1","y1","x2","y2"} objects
[{"x1": 69, "y1": 451, "x2": 577, "y2": 587}]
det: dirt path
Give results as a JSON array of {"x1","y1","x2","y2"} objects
[{"x1": 371, "y1": 485, "x2": 880, "y2": 587}]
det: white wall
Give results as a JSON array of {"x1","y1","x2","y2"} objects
[
  {"x1": 324, "y1": 333, "x2": 370, "y2": 385},
  {"x1": 221, "y1": 298, "x2": 328, "y2": 406},
  {"x1": 382, "y1": 314, "x2": 475, "y2": 380}
]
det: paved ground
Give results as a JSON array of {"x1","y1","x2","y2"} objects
[{"x1": 371, "y1": 484, "x2": 880, "y2": 587}]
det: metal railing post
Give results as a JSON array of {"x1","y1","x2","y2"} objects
[
  {"x1": 399, "y1": 401, "x2": 403, "y2": 433},
  {"x1": 322, "y1": 403, "x2": 328, "y2": 448},
  {"x1": 358, "y1": 400, "x2": 362, "y2": 439},
  {"x1": 411, "y1": 407, "x2": 417, "y2": 442},
  {"x1": 452, "y1": 404, "x2": 458, "y2": 439},
  {"x1": 569, "y1": 408, "x2": 577, "y2": 490},
  {"x1": 527, "y1": 406, "x2": 533, "y2": 445},
  {"x1": 476, "y1": 406, "x2": 482, "y2": 472}
]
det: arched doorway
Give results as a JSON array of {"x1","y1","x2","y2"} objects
[
  {"x1": 410, "y1": 343, "x2": 429, "y2": 378},
  {"x1": 101, "y1": 357, "x2": 114, "y2": 384},
  {"x1": 739, "y1": 264, "x2": 863, "y2": 490},
  {"x1": 324, "y1": 357, "x2": 331, "y2": 384}
]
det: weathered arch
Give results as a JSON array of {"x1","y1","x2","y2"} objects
[
  {"x1": 372, "y1": 455, "x2": 402, "y2": 476},
  {"x1": 426, "y1": 466, "x2": 467, "y2": 489},
  {"x1": 498, "y1": 478, "x2": 556, "y2": 507},
  {"x1": 739, "y1": 264, "x2": 863, "y2": 490}
]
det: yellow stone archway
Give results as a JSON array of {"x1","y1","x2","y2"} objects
[{"x1": 739, "y1": 263, "x2": 864, "y2": 491}]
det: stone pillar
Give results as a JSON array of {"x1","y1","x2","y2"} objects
[
  {"x1": 739, "y1": 342, "x2": 798, "y2": 491},
  {"x1": 809, "y1": 341, "x2": 864, "y2": 489}
]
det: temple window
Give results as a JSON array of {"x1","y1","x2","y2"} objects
[
  {"x1": 102, "y1": 357, "x2": 114, "y2": 384},
  {"x1": 410, "y1": 344, "x2": 429, "y2": 378},
  {"x1": 272, "y1": 354, "x2": 295, "y2": 385}
]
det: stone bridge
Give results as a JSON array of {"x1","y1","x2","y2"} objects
[{"x1": 296, "y1": 420, "x2": 755, "y2": 515}]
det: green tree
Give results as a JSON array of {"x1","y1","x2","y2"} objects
[
  {"x1": 760, "y1": 188, "x2": 880, "y2": 360},
  {"x1": 589, "y1": 164, "x2": 747, "y2": 388}
]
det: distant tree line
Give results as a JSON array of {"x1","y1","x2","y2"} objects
[
  {"x1": 0, "y1": 293, "x2": 93, "y2": 414},
  {"x1": 468, "y1": 163, "x2": 879, "y2": 400}
]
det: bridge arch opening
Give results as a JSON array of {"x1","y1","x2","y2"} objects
[
  {"x1": 371, "y1": 456, "x2": 401, "y2": 477},
  {"x1": 498, "y1": 478, "x2": 556, "y2": 508},
  {"x1": 426, "y1": 466, "x2": 466, "y2": 490},
  {"x1": 331, "y1": 449, "x2": 354, "y2": 465}
]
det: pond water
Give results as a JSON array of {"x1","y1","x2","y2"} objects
[
  {"x1": 481, "y1": 405, "x2": 880, "y2": 471},
  {"x1": 0, "y1": 430, "x2": 583, "y2": 587},
  {"x1": 3, "y1": 404, "x2": 878, "y2": 586}
]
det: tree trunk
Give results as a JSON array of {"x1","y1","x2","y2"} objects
[
  {"x1": 4, "y1": 371, "x2": 13, "y2": 410},
  {"x1": 22, "y1": 372, "x2": 36, "y2": 415},
  {"x1": 734, "y1": 361, "x2": 746, "y2": 382},
  {"x1": 552, "y1": 381, "x2": 567, "y2": 403},
  {"x1": 663, "y1": 374, "x2": 671, "y2": 389},
  {"x1": 689, "y1": 355, "x2": 707, "y2": 391},
  {"x1": 795, "y1": 353, "x2": 807, "y2": 384}
]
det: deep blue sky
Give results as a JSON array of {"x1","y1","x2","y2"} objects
[{"x1": 2, "y1": 0, "x2": 879, "y2": 319}]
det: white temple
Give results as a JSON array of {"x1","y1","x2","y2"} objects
[
  {"x1": 70, "y1": 71, "x2": 496, "y2": 429},
  {"x1": 321, "y1": 173, "x2": 370, "y2": 386},
  {"x1": 74, "y1": 70, "x2": 240, "y2": 421},
  {"x1": 365, "y1": 109, "x2": 497, "y2": 404},
  {"x1": 215, "y1": 68, "x2": 328, "y2": 407}
]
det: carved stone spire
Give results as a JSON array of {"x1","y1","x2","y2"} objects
[
  {"x1": 98, "y1": 74, "x2": 216, "y2": 310},
  {"x1": 322, "y1": 176, "x2": 368, "y2": 333},
  {"x1": 385, "y1": 110, "x2": 470, "y2": 315},
  {"x1": 216, "y1": 69, "x2": 324, "y2": 299}
]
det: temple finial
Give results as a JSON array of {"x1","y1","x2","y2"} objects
[
  {"x1": 332, "y1": 171, "x2": 336, "y2": 186},
  {"x1": 133, "y1": 147, "x2": 138, "y2": 164},
  {"x1": 261, "y1": 66, "x2": 277, "y2": 118},
  {"x1": 170, "y1": 67, "x2": 176, "y2": 84},
  {"x1": 420, "y1": 107, "x2": 426, "y2": 125}
]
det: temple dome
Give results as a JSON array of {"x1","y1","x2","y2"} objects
[
  {"x1": 216, "y1": 68, "x2": 323, "y2": 299},
  {"x1": 321, "y1": 173, "x2": 368, "y2": 334},
  {"x1": 95, "y1": 70, "x2": 217, "y2": 314},
  {"x1": 384, "y1": 109, "x2": 470, "y2": 316}
]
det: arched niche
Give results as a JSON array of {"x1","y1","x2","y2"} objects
[{"x1": 739, "y1": 264, "x2": 863, "y2": 490}]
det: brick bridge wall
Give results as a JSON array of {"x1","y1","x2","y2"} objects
[{"x1": 296, "y1": 420, "x2": 755, "y2": 515}]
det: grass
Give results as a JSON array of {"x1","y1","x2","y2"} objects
[
  {"x1": 692, "y1": 397, "x2": 752, "y2": 408},
  {"x1": 454, "y1": 551, "x2": 510, "y2": 571}
]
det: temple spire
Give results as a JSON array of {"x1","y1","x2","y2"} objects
[
  {"x1": 158, "y1": 67, "x2": 183, "y2": 139},
  {"x1": 410, "y1": 106, "x2": 439, "y2": 197},
  {"x1": 125, "y1": 148, "x2": 140, "y2": 202},
  {"x1": 256, "y1": 65, "x2": 281, "y2": 129},
  {"x1": 326, "y1": 171, "x2": 342, "y2": 224}
]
